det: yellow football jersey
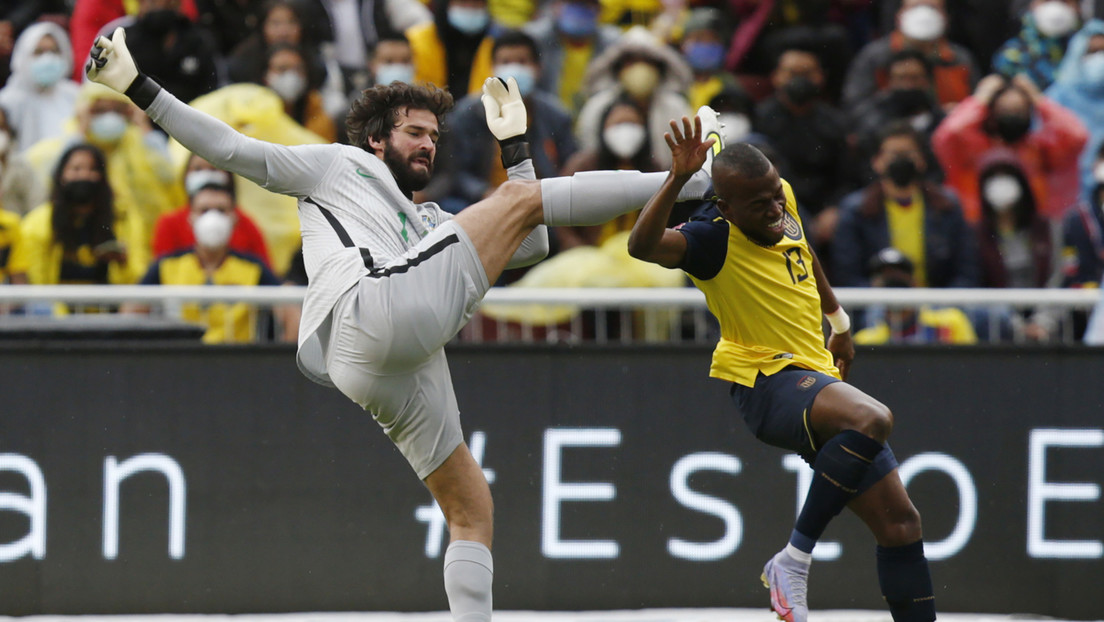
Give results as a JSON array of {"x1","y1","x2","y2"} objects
[{"x1": 677, "y1": 180, "x2": 840, "y2": 386}]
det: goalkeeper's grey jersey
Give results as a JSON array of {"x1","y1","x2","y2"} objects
[{"x1": 145, "y1": 90, "x2": 453, "y2": 385}]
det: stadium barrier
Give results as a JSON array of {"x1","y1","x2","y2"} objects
[
  {"x1": 0, "y1": 343, "x2": 1100, "y2": 618},
  {"x1": 0, "y1": 285, "x2": 1101, "y2": 345}
]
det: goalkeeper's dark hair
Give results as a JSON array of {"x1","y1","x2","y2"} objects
[
  {"x1": 346, "y1": 82, "x2": 454, "y2": 150},
  {"x1": 714, "y1": 142, "x2": 772, "y2": 179}
]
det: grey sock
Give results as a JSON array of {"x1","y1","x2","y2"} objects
[
  {"x1": 540, "y1": 169, "x2": 711, "y2": 227},
  {"x1": 443, "y1": 540, "x2": 493, "y2": 622}
]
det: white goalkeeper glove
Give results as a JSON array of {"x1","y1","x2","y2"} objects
[
  {"x1": 86, "y1": 27, "x2": 139, "y2": 93},
  {"x1": 481, "y1": 76, "x2": 527, "y2": 141}
]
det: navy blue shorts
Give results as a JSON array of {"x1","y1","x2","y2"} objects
[{"x1": 730, "y1": 366, "x2": 898, "y2": 494}]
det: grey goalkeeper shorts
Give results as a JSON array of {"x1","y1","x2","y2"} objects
[{"x1": 323, "y1": 221, "x2": 490, "y2": 479}]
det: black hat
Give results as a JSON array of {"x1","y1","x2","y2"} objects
[{"x1": 868, "y1": 247, "x2": 914, "y2": 276}]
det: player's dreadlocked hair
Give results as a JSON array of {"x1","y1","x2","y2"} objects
[
  {"x1": 714, "y1": 143, "x2": 772, "y2": 179},
  {"x1": 346, "y1": 82, "x2": 455, "y2": 150}
]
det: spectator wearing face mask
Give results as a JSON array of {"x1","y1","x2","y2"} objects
[
  {"x1": 0, "y1": 22, "x2": 80, "y2": 154},
  {"x1": 756, "y1": 46, "x2": 858, "y2": 256},
  {"x1": 993, "y1": 0, "x2": 1082, "y2": 90},
  {"x1": 1045, "y1": 20, "x2": 1104, "y2": 202},
  {"x1": 262, "y1": 43, "x2": 337, "y2": 142},
  {"x1": 849, "y1": 48, "x2": 945, "y2": 184},
  {"x1": 151, "y1": 154, "x2": 271, "y2": 266},
  {"x1": 852, "y1": 247, "x2": 978, "y2": 345},
  {"x1": 933, "y1": 73, "x2": 1088, "y2": 223},
  {"x1": 9, "y1": 143, "x2": 145, "y2": 287},
  {"x1": 834, "y1": 121, "x2": 978, "y2": 289},
  {"x1": 523, "y1": 0, "x2": 621, "y2": 116},
  {"x1": 558, "y1": 97, "x2": 659, "y2": 250},
  {"x1": 131, "y1": 181, "x2": 282, "y2": 343},
  {"x1": 24, "y1": 82, "x2": 182, "y2": 266},
  {"x1": 574, "y1": 26, "x2": 691, "y2": 168},
  {"x1": 369, "y1": 35, "x2": 415, "y2": 86},
  {"x1": 0, "y1": 106, "x2": 46, "y2": 217},
  {"x1": 1060, "y1": 141, "x2": 1104, "y2": 289},
  {"x1": 973, "y1": 148, "x2": 1060, "y2": 340},
  {"x1": 432, "y1": 29, "x2": 576, "y2": 215},
  {"x1": 678, "y1": 7, "x2": 745, "y2": 112},
  {"x1": 843, "y1": 0, "x2": 980, "y2": 111},
  {"x1": 407, "y1": 0, "x2": 495, "y2": 97}
]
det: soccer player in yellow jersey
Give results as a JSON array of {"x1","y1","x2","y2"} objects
[{"x1": 628, "y1": 116, "x2": 935, "y2": 622}]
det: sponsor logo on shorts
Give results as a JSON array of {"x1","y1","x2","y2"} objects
[
  {"x1": 797, "y1": 375, "x2": 817, "y2": 390},
  {"x1": 783, "y1": 212, "x2": 802, "y2": 241}
]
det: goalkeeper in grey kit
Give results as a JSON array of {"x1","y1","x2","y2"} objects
[{"x1": 86, "y1": 27, "x2": 713, "y2": 620}]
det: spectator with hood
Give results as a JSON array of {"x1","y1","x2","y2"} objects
[
  {"x1": 973, "y1": 148, "x2": 1060, "y2": 340},
  {"x1": 523, "y1": 0, "x2": 621, "y2": 115},
  {"x1": 24, "y1": 82, "x2": 181, "y2": 264},
  {"x1": 1045, "y1": 19, "x2": 1104, "y2": 202},
  {"x1": 843, "y1": 0, "x2": 979, "y2": 110},
  {"x1": 993, "y1": 0, "x2": 1082, "y2": 90},
  {"x1": 407, "y1": 0, "x2": 495, "y2": 97},
  {"x1": 933, "y1": 73, "x2": 1088, "y2": 223},
  {"x1": 574, "y1": 25, "x2": 691, "y2": 168},
  {"x1": 0, "y1": 22, "x2": 80, "y2": 153}
]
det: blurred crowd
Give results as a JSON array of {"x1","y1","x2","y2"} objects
[{"x1": 2, "y1": 0, "x2": 1104, "y2": 344}]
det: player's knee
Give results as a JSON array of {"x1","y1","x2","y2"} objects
[
  {"x1": 882, "y1": 502, "x2": 923, "y2": 547},
  {"x1": 854, "y1": 401, "x2": 894, "y2": 443}
]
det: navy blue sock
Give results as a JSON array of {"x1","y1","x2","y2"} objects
[
  {"x1": 790, "y1": 429, "x2": 883, "y2": 552},
  {"x1": 877, "y1": 540, "x2": 936, "y2": 622}
]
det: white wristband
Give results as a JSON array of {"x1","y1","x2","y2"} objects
[{"x1": 826, "y1": 306, "x2": 850, "y2": 334}]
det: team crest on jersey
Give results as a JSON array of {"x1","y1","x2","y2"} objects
[
  {"x1": 783, "y1": 212, "x2": 802, "y2": 241},
  {"x1": 421, "y1": 212, "x2": 439, "y2": 230},
  {"x1": 797, "y1": 375, "x2": 817, "y2": 390}
]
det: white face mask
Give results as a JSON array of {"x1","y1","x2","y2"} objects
[
  {"x1": 192, "y1": 209, "x2": 234, "y2": 249},
  {"x1": 983, "y1": 174, "x2": 1023, "y2": 211},
  {"x1": 1093, "y1": 161, "x2": 1104, "y2": 184},
  {"x1": 185, "y1": 169, "x2": 232, "y2": 197},
  {"x1": 603, "y1": 122, "x2": 647, "y2": 159},
  {"x1": 89, "y1": 111, "x2": 128, "y2": 143},
  {"x1": 717, "y1": 113, "x2": 751, "y2": 143},
  {"x1": 1033, "y1": 1, "x2": 1079, "y2": 38},
  {"x1": 374, "y1": 62, "x2": 414, "y2": 86},
  {"x1": 899, "y1": 5, "x2": 946, "y2": 41},
  {"x1": 267, "y1": 70, "x2": 306, "y2": 102}
]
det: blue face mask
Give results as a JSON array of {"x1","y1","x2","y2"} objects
[
  {"x1": 375, "y1": 63, "x2": 415, "y2": 86},
  {"x1": 684, "y1": 41, "x2": 725, "y2": 73},
  {"x1": 448, "y1": 6, "x2": 489, "y2": 35},
  {"x1": 1082, "y1": 51, "x2": 1104, "y2": 85},
  {"x1": 89, "y1": 111, "x2": 128, "y2": 143},
  {"x1": 557, "y1": 3, "x2": 599, "y2": 38},
  {"x1": 30, "y1": 52, "x2": 67, "y2": 88},
  {"x1": 493, "y1": 63, "x2": 537, "y2": 97}
]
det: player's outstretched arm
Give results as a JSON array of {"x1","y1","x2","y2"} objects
[
  {"x1": 627, "y1": 116, "x2": 713, "y2": 269},
  {"x1": 86, "y1": 28, "x2": 314, "y2": 192}
]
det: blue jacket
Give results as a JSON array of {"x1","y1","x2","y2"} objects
[
  {"x1": 1044, "y1": 19, "x2": 1104, "y2": 203},
  {"x1": 833, "y1": 181, "x2": 980, "y2": 287}
]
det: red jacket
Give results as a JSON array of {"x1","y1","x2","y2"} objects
[
  {"x1": 151, "y1": 205, "x2": 271, "y2": 269},
  {"x1": 932, "y1": 95, "x2": 1087, "y2": 223}
]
